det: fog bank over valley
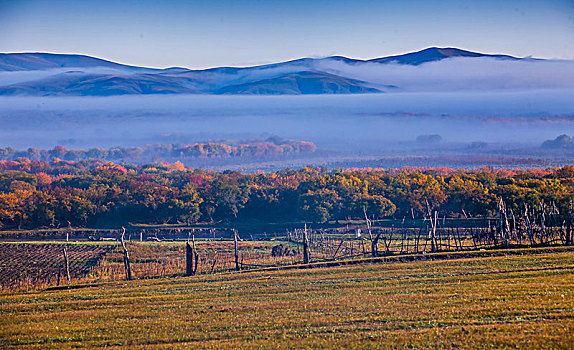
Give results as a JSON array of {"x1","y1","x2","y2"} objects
[
  {"x1": 1, "y1": 49, "x2": 572, "y2": 169},
  {"x1": 0, "y1": 90, "x2": 571, "y2": 170}
]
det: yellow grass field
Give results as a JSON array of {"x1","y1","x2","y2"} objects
[{"x1": 1, "y1": 247, "x2": 573, "y2": 349}]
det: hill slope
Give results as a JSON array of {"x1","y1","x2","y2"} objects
[
  {"x1": 0, "y1": 47, "x2": 539, "y2": 96},
  {"x1": 216, "y1": 71, "x2": 381, "y2": 95},
  {"x1": 0, "y1": 72, "x2": 200, "y2": 96},
  {"x1": 0, "y1": 52, "x2": 160, "y2": 72}
]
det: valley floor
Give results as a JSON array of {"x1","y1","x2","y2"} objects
[{"x1": 0, "y1": 247, "x2": 573, "y2": 349}]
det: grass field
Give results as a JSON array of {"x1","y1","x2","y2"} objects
[{"x1": 0, "y1": 247, "x2": 573, "y2": 349}]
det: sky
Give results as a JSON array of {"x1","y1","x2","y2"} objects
[{"x1": 1, "y1": 0, "x2": 573, "y2": 69}]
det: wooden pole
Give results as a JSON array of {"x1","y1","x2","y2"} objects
[
  {"x1": 416, "y1": 226, "x2": 423, "y2": 253},
  {"x1": 539, "y1": 201, "x2": 547, "y2": 244},
  {"x1": 303, "y1": 224, "x2": 310, "y2": 264},
  {"x1": 400, "y1": 228, "x2": 405, "y2": 253},
  {"x1": 350, "y1": 240, "x2": 354, "y2": 257},
  {"x1": 567, "y1": 211, "x2": 573, "y2": 245},
  {"x1": 234, "y1": 229, "x2": 240, "y2": 271},
  {"x1": 120, "y1": 227, "x2": 132, "y2": 281},
  {"x1": 332, "y1": 239, "x2": 345, "y2": 260},
  {"x1": 192, "y1": 234, "x2": 199, "y2": 275},
  {"x1": 63, "y1": 247, "x2": 71, "y2": 286},
  {"x1": 186, "y1": 240, "x2": 194, "y2": 276},
  {"x1": 210, "y1": 254, "x2": 218, "y2": 274}
]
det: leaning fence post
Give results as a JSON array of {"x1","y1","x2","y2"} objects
[
  {"x1": 210, "y1": 253, "x2": 218, "y2": 274},
  {"x1": 332, "y1": 239, "x2": 345, "y2": 261}
]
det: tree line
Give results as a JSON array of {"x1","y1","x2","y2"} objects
[
  {"x1": 0, "y1": 158, "x2": 573, "y2": 229},
  {"x1": 0, "y1": 137, "x2": 316, "y2": 163}
]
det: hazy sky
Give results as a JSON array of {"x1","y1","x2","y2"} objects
[{"x1": 1, "y1": 0, "x2": 573, "y2": 69}]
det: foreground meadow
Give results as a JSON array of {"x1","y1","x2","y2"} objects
[{"x1": 0, "y1": 247, "x2": 573, "y2": 349}]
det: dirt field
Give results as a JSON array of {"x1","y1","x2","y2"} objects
[{"x1": 0, "y1": 243, "x2": 115, "y2": 291}]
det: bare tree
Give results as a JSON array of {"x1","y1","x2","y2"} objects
[
  {"x1": 539, "y1": 200, "x2": 547, "y2": 243},
  {"x1": 186, "y1": 231, "x2": 200, "y2": 276},
  {"x1": 426, "y1": 199, "x2": 437, "y2": 253},
  {"x1": 524, "y1": 204, "x2": 534, "y2": 246},
  {"x1": 364, "y1": 207, "x2": 381, "y2": 257},
  {"x1": 498, "y1": 198, "x2": 510, "y2": 248}
]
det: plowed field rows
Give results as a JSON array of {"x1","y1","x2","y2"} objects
[{"x1": 0, "y1": 243, "x2": 116, "y2": 290}]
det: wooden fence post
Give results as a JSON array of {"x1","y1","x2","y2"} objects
[
  {"x1": 63, "y1": 246, "x2": 71, "y2": 286},
  {"x1": 303, "y1": 224, "x2": 310, "y2": 263},
  {"x1": 567, "y1": 211, "x2": 573, "y2": 245},
  {"x1": 120, "y1": 227, "x2": 132, "y2": 281},
  {"x1": 234, "y1": 229, "x2": 241, "y2": 271},
  {"x1": 415, "y1": 226, "x2": 423, "y2": 253},
  {"x1": 186, "y1": 240, "x2": 194, "y2": 276},
  {"x1": 332, "y1": 239, "x2": 345, "y2": 260},
  {"x1": 210, "y1": 253, "x2": 218, "y2": 274},
  {"x1": 193, "y1": 234, "x2": 199, "y2": 275}
]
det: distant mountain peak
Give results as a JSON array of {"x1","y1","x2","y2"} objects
[
  {"x1": 0, "y1": 48, "x2": 549, "y2": 96},
  {"x1": 0, "y1": 47, "x2": 528, "y2": 73},
  {"x1": 368, "y1": 47, "x2": 521, "y2": 65}
]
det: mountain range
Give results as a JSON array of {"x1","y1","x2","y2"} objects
[{"x1": 0, "y1": 47, "x2": 538, "y2": 96}]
